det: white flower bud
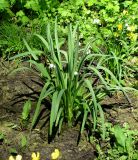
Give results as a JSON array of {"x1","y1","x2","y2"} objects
[
  {"x1": 93, "y1": 19, "x2": 100, "y2": 24},
  {"x1": 86, "y1": 49, "x2": 91, "y2": 54},
  {"x1": 49, "y1": 63, "x2": 55, "y2": 69},
  {"x1": 74, "y1": 71, "x2": 78, "y2": 75},
  {"x1": 125, "y1": 23, "x2": 129, "y2": 27}
]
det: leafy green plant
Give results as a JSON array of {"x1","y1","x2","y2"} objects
[
  {"x1": 0, "y1": 0, "x2": 9, "y2": 11},
  {"x1": 10, "y1": 20, "x2": 131, "y2": 139},
  {"x1": 95, "y1": 123, "x2": 138, "y2": 160},
  {"x1": 1, "y1": 0, "x2": 138, "y2": 42}
]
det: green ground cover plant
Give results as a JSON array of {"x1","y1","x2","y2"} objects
[
  {"x1": 95, "y1": 123, "x2": 138, "y2": 160},
  {"x1": 1, "y1": 0, "x2": 138, "y2": 42}
]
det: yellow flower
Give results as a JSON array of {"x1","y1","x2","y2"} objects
[
  {"x1": 127, "y1": 32, "x2": 137, "y2": 41},
  {"x1": 117, "y1": 24, "x2": 123, "y2": 31},
  {"x1": 123, "y1": 10, "x2": 128, "y2": 15},
  {"x1": 127, "y1": 25, "x2": 137, "y2": 32},
  {"x1": 9, "y1": 155, "x2": 22, "y2": 160},
  {"x1": 51, "y1": 149, "x2": 60, "y2": 160},
  {"x1": 32, "y1": 152, "x2": 40, "y2": 160}
]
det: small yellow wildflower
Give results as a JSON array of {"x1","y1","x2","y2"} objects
[
  {"x1": 51, "y1": 149, "x2": 60, "y2": 160},
  {"x1": 32, "y1": 152, "x2": 40, "y2": 160},
  {"x1": 127, "y1": 32, "x2": 137, "y2": 41},
  {"x1": 127, "y1": 25, "x2": 137, "y2": 32},
  {"x1": 123, "y1": 10, "x2": 128, "y2": 15},
  {"x1": 117, "y1": 24, "x2": 123, "y2": 31},
  {"x1": 9, "y1": 155, "x2": 22, "y2": 160}
]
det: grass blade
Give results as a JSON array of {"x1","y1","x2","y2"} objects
[
  {"x1": 85, "y1": 79, "x2": 98, "y2": 129},
  {"x1": 50, "y1": 89, "x2": 65, "y2": 135},
  {"x1": 31, "y1": 82, "x2": 51, "y2": 128},
  {"x1": 81, "y1": 103, "x2": 88, "y2": 134}
]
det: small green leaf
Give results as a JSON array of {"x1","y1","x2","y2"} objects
[
  {"x1": 21, "y1": 135, "x2": 27, "y2": 148},
  {"x1": 113, "y1": 125, "x2": 126, "y2": 148},
  {"x1": 16, "y1": 10, "x2": 25, "y2": 17},
  {"x1": 0, "y1": 133, "x2": 4, "y2": 140},
  {"x1": 81, "y1": 103, "x2": 88, "y2": 134},
  {"x1": 22, "y1": 100, "x2": 31, "y2": 120}
]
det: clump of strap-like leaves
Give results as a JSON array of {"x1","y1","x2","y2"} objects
[{"x1": 10, "y1": 20, "x2": 130, "y2": 139}]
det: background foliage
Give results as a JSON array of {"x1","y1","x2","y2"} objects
[
  {"x1": 1, "y1": 0, "x2": 138, "y2": 41},
  {"x1": 1, "y1": 0, "x2": 137, "y2": 84}
]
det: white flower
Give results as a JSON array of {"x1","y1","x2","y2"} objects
[
  {"x1": 74, "y1": 71, "x2": 78, "y2": 75},
  {"x1": 79, "y1": 42, "x2": 81, "y2": 46},
  {"x1": 49, "y1": 63, "x2": 55, "y2": 69},
  {"x1": 125, "y1": 23, "x2": 129, "y2": 27},
  {"x1": 93, "y1": 19, "x2": 100, "y2": 24},
  {"x1": 86, "y1": 49, "x2": 91, "y2": 54},
  {"x1": 127, "y1": 26, "x2": 131, "y2": 31}
]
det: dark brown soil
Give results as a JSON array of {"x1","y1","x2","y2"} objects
[{"x1": 0, "y1": 59, "x2": 138, "y2": 160}]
